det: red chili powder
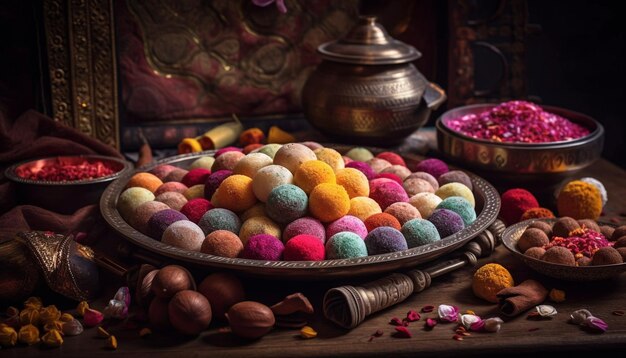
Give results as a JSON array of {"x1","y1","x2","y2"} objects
[
  {"x1": 16, "y1": 160, "x2": 115, "y2": 182},
  {"x1": 445, "y1": 101, "x2": 590, "y2": 143}
]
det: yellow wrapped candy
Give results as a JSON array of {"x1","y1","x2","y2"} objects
[
  {"x1": 0, "y1": 325, "x2": 18, "y2": 347},
  {"x1": 23, "y1": 297, "x2": 43, "y2": 310},
  {"x1": 40, "y1": 305, "x2": 61, "y2": 324},
  {"x1": 60, "y1": 313, "x2": 74, "y2": 322},
  {"x1": 76, "y1": 301, "x2": 89, "y2": 317},
  {"x1": 42, "y1": 329, "x2": 64, "y2": 348},
  {"x1": 19, "y1": 308, "x2": 40, "y2": 326},
  {"x1": 44, "y1": 321, "x2": 64, "y2": 333},
  {"x1": 18, "y1": 324, "x2": 40, "y2": 345}
]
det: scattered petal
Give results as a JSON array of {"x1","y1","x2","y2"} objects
[
  {"x1": 83, "y1": 308, "x2": 104, "y2": 328},
  {"x1": 372, "y1": 329, "x2": 383, "y2": 337},
  {"x1": 535, "y1": 305, "x2": 558, "y2": 318},
  {"x1": 483, "y1": 317, "x2": 504, "y2": 333},
  {"x1": 570, "y1": 309, "x2": 593, "y2": 325},
  {"x1": 452, "y1": 334, "x2": 464, "y2": 341},
  {"x1": 393, "y1": 326, "x2": 412, "y2": 338},
  {"x1": 584, "y1": 316, "x2": 608, "y2": 333},
  {"x1": 421, "y1": 305, "x2": 435, "y2": 313},
  {"x1": 406, "y1": 310, "x2": 421, "y2": 322},
  {"x1": 389, "y1": 317, "x2": 405, "y2": 326},
  {"x1": 425, "y1": 318, "x2": 438, "y2": 328},
  {"x1": 528, "y1": 327, "x2": 540, "y2": 332},
  {"x1": 437, "y1": 305, "x2": 459, "y2": 323}
]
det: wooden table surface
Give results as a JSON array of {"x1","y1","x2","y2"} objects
[{"x1": 3, "y1": 133, "x2": 626, "y2": 357}]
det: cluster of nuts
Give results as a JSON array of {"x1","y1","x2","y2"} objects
[{"x1": 518, "y1": 217, "x2": 626, "y2": 266}]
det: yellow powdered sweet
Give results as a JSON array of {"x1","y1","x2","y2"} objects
[{"x1": 472, "y1": 263, "x2": 514, "y2": 303}]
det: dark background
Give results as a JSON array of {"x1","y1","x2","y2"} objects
[{"x1": 1, "y1": 0, "x2": 624, "y2": 167}]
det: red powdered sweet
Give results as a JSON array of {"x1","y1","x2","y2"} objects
[
  {"x1": 499, "y1": 188, "x2": 539, "y2": 225},
  {"x1": 374, "y1": 172, "x2": 403, "y2": 185},
  {"x1": 283, "y1": 234, "x2": 325, "y2": 261},
  {"x1": 215, "y1": 146, "x2": 243, "y2": 157},
  {"x1": 180, "y1": 198, "x2": 214, "y2": 223},
  {"x1": 376, "y1": 152, "x2": 407, "y2": 167},
  {"x1": 181, "y1": 168, "x2": 212, "y2": 187},
  {"x1": 364, "y1": 213, "x2": 401, "y2": 232}
]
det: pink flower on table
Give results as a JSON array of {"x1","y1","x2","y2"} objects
[
  {"x1": 252, "y1": 0, "x2": 287, "y2": 13},
  {"x1": 437, "y1": 304, "x2": 459, "y2": 323}
]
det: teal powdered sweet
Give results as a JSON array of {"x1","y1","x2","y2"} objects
[
  {"x1": 436, "y1": 196, "x2": 476, "y2": 226},
  {"x1": 325, "y1": 232, "x2": 368, "y2": 259},
  {"x1": 401, "y1": 218, "x2": 441, "y2": 248},
  {"x1": 198, "y1": 208, "x2": 241, "y2": 235},
  {"x1": 265, "y1": 184, "x2": 308, "y2": 224}
]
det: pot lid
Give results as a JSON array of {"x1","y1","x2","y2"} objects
[{"x1": 317, "y1": 16, "x2": 421, "y2": 65}]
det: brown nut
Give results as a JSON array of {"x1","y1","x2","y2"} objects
[
  {"x1": 148, "y1": 297, "x2": 171, "y2": 330},
  {"x1": 197, "y1": 273, "x2": 245, "y2": 321},
  {"x1": 270, "y1": 293, "x2": 314, "y2": 316},
  {"x1": 168, "y1": 290, "x2": 212, "y2": 336},
  {"x1": 226, "y1": 301, "x2": 275, "y2": 339},
  {"x1": 151, "y1": 265, "x2": 195, "y2": 299}
]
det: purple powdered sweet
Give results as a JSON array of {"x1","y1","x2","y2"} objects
[
  {"x1": 414, "y1": 158, "x2": 449, "y2": 179},
  {"x1": 204, "y1": 170, "x2": 232, "y2": 199},
  {"x1": 241, "y1": 234, "x2": 284, "y2": 261},
  {"x1": 369, "y1": 179, "x2": 409, "y2": 210},
  {"x1": 283, "y1": 217, "x2": 326, "y2": 243},
  {"x1": 428, "y1": 208, "x2": 465, "y2": 238},
  {"x1": 326, "y1": 215, "x2": 368, "y2": 239},
  {"x1": 364, "y1": 226, "x2": 408, "y2": 255},
  {"x1": 147, "y1": 209, "x2": 188, "y2": 240},
  {"x1": 345, "y1": 161, "x2": 376, "y2": 180}
]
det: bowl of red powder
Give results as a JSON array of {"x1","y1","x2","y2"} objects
[
  {"x1": 436, "y1": 101, "x2": 604, "y2": 192},
  {"x1": 5, "y1": 155, "x2": 132, "y2": 214}
]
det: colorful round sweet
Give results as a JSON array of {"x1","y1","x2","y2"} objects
[
  {"x1": 239, "y1": 216, "x2": 282, "y2": 244},
  {"x1": 325, "y1": 232, "x2": 368, "y2": 259},
  {"x1": 309, "y1": 183, "x2": 351, "y2": 223},
  {"x1": 369, "y1": 179, "x2": 408, "y2": 210},
  {"x1": 436, "y1": 196, "x2": 476, "y2": 226},
  {"x1": 314, "y1": 147, "x2": 345, "y2": 172},
  {"x1": 212, "y1": 151, "x2": 245, "y2": 172},
  {"x1": 204, "y1": 170, "x2": 232, "y2": 199},
  {"x1": 283, "y1": 217, "x2": 325, "y2": 244},
  {"x1": 471, "y1": 263, "x2": 514, "y2": 303},
  {"x1": 384, "y1": 202, "x2": 421, "y2": 225},
  {"x1": 126, "y1": 172, "x2": 163, "y2": 193},
  {"x1": 405, "y1": 172, "x2": 439, "y2": 191},
  {"x1": 364, "y1": 226, "x2": 408, "y2": 255},
  {"x1": 335, "y1": 168, "x2": 369, "y2": 198},
  {"x1": 215, "y1": 146, "x2": 243, "y2": 157},
  {"x1": 240, "y1": 203, "x2": 266, "y2": 222},
  {"x1": 273, "y1": 143, "x2": 317, "y2": 174},
  {"x1": 129, "y1": 200, "x2": 169, "y2": 234},
  {"x1": 300, "y1": 141, "x2": 324, "y2": 151},
  {"x1": 255, "y1": 143, "x2": 282, "y2": 159},
  {"x1": 150, "y1": 164, "x2": 178, "y2": 180},
  {"x1": 326, "y1": 215, "x2": 368, "y2": 239},
  {"x1": 376, "y1": 151, "x2": 406, "y2": 167},
  {"x1": 233, "y1": 152, "x2": 273, "y2": 178},
  {"x1": 198, "y1": 208, "x2": 241, "y2": 235},
  {"x1": 347, "y1": 196, "x2": 382, "y2": 222},
  {"x1": 428, "y1": 209, "x2": 465, "y2": 238},
  {"x1": 252, "y1": 164, "x2": 294, "y2": 202},
  {"x1": 240, "y1": 234, "x2": 284, "y2": 261},
  {"x1": 183, "y1": 184, "x2": 205, "y2": 200},
  {"x1": 541, "y1": 246, "x2": 576, "y2": 266},
  {"x1": 181, "y1": 168, "x2": 212, "y2": 188},
  {"x1": 189, "y1": 156, "x2": 215, "y2": 170},
  {"x1": 265, "y1": 184, "x2": 308, "y2": 224},
  {"x1": 283, "y1": 234, "x2": 325, "y2": 261},
  {"x1": 414, "y1": 158, "x2": 449, "y2": 179},
  {"x1": 409, "y1": 192, "x2": 442, "y2": 219},
  {"x1": 154, "y1": 181, "x2": 189, "y2": 196},
  {"x1": 557, "y1": 180, "x2": 602, "y2": 220},
  {"x1": 201, "y1": 230, "x2": 244, "y2": 258},
  {"x1": 579, "y1": 177, "x2": 607, "y2": 207},
  {"x1": 147, "y1": 209, "x2": 187, "y2": 240},
  {"x1": 162, "y1": 220, "x2": 205, "y2": 251},
  {"x1": 499, "y1": 188, "x2": 539, "y2": 225},
  {"x1": 345, "y1": 147, "x2": 374, "y2": 162},
  {"x1": 155, "y1": 191, "x2": 188, "y2": 211},
  {"x1": 345, "y1": 161, "x2": 375, "y2": 180},
  {"x1": 435, "y1": 182, "x2": 475, "y2": 209},
  {"x1": 374, "y1": 172, "x2": 402, "y2": 185},
  {"x1": 243, "y1": 143, "x2": 263, "y2": 154},
  {"x1": 520, "y1": 207, "x2": 555, "y2": 221},
  {"x1": 163, "y1": 168, "x2": 188, "y2": 183},
  {"x1": 366, "y1": 157, "x2": 392, "y2": 173},
  {"x1": 118, "y1": 187, "x2": 155, "y2": 220},
  {"x1": 294, "y1": 160, "x2": 336, "y2": 194},
  {"x1": 364, "y1": 213, "x2": 401, "y2": 232},
  {"x1": 517, "y1": 228, "x2": 549, "y2": 253},
  {"x1": 437, "y1": 170, "x2": 472, "y2": 191},
  {"x1": 402, "y1": 177, "x2": 435, "y2": 196},
  {"x1": 213, "y1": 174, "x2": 257, "y2": 213},
  {"x1": 401, "y1": 218, "x2": 440, "y2": 248},
  {"x1": 342, "y1": 156, "x2": 353, "y2": 165},
  {"x1": 381, "y1": 165, "x2": 411, "y2": 181},
  {"x1": 180, "y1": 198, "x2": 213, "y2": 224}
]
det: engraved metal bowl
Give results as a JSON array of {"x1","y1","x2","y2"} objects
[
  {"x1": 5, "y1": 155, "x2": 132, "y2": 214},
  {"x1": 101, "y1": 146, "x2": 500, "y2": 280},
  {"x1": 502, "y1": 218, "x2": 626, "y2": 281},
  {"x1": 436, "y1": 104, "x2": 604, "y2": 192}
]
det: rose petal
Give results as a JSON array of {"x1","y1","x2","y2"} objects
[
  {"x1": 406, "y1": 310, "x2": 421, "y2": 322},
  {"x1": 584, "y1": 316, "x2": 608, "y2": 333},
  {"x1": 425, "y1": 318, "x2": 438, "y2": 328},
  {"x1": 393, "y1": 326, "x2": 412, "y2": 338}
]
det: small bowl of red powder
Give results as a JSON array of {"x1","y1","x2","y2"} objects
[
  {"x1": 5, "y1": 155, "x2": 132, "y2": 214},
  {"x1": 436, "y1": 101, "x2": 604, "y2": 192}
]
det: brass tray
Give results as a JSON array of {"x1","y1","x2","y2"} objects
[{"x1": 100, "y1": 147, "x2": 501, "y2": 280}]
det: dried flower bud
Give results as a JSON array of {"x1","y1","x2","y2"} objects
[
  {"x1": 437, "y1": 304, "x2": 460, "y2": 323},
  {"x1": 300, "y1": 326, "x2": 317, "y2": 339},
  {"x1": 105, "y1": 335, "x2": 118, "y2": 350},
  {"x1": 83, "y1": 308, "x2": 104, "y2": 327},
  {"x1": 584, "y1": 316, "x2": 608, "y2": 333},
  {"x1": 18, "y1": 324, "x2": 40, "y2": 345},
  {"x1": 19, "y1": 308, "x2": 40, "y2": 326},
  {"x1": 570, "y1": 309, "x2": 593, "y2": 325},
  {"x1": 103, "y1": 299, "x2": 128, "y2": 320},
  {"x1": 483, "y1": 317, "x2": 504, "y2": 333},
  {"x1": 460, "y1": 314, "x2": 483, "y2": 331},
  {"x1": 23, "y1": 297, "x2": 43, "y2": 310},
  {"x1": 60, "y1": 313, "x2": 74, "y2": 322},
  {"x1": 40, "y1": 305, "x2": 62, "y2": 324},
  {"x1": 535, "y1": 305, "x2": 558, "y2": 318},
  {"x1": 43, "y1": 320, "x2": 64, "y2": 333},
  {"x1": 0, "y1": 325, "x2": 18, "y2": 347},
  {"x1": 42, "y1": 329, "x2": 64, "y2": 348},
  {"x1": 62, "y1": 319, "x2": 84, "y2": 336},
  {"x1": 76, "y1": 301, "x2": 89, "y2": 317},
  {"x1": 549, "y1": 288, "x2": 566, "y2": 303},
  {"x1": 114, "y1": 287, "x2": 131, "y2": 308}
]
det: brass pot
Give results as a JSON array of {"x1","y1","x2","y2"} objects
[{"x1": 302, "y1": 16, "x2": 446, "y2": 145}]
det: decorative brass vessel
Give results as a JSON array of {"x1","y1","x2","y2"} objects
[{"x1": 301, "y1": 16, "x2": 446, "y2": 145}]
